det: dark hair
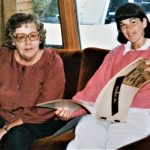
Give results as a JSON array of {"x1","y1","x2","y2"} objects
[
  {"x1": 115, "y1": 3, "x2": 150, "y2": 44},
  {"x1": 4, "y1": 13, "x2": 46, "y2": 49}
]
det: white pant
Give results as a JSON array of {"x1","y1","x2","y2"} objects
[{"x1": 67, "y1": 108, "x2": 150, "y2": 149}]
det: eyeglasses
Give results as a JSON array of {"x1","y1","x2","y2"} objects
[{"x1": 13, "y1": 32, "x2": 39, "y2": 42}]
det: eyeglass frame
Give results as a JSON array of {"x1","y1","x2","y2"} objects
[{"x1": 13, "y1": 32, "x2": 40, "y2": 42}]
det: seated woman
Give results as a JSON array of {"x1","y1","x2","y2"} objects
[
  {"x1": 56, "y1": 3, "x2": 150, "y2": 149},
  {"x1": 0, "y1": 13, "x2": 66, "y2": 150}
]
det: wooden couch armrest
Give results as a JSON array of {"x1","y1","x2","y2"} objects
[
  {"x1": 31, "y1": 129, "x2": 75, "y2": 150},
  {"x1": 31, "y1": 116, "x2": 82, "y2": 150}
]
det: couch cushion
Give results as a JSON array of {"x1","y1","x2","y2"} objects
[{"x1": 77, "y1": 47, "x2": 109, "y2": 91}]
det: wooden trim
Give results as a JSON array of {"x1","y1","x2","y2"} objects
[
  {"x1": 1, "y1": 0, "x2": 81, "y2": 50},
  {"x1": 58, "y1": 0, "x2": 80, "y2": 50},
  {"x1": 3, "y1": 0, "x2": 16, "y2": 28},
  {"x1": 0, "y1": 0, "x2": 16, "y2": 45},
  {"x1": 0, "y1": 0, "x2": 4, "y2": 45}
]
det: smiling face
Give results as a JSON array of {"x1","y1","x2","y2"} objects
[
  {"x1": 119, "y1": 17, "x2": 147, "y2": 49},
  {"x1": 13, "y1": 23, "x2": 43, "y2": 65}
]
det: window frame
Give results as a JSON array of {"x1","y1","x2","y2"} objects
[
  {"x1": 58, "y1": 0, "x2": 80, "y2": 49},
  {"x1": 0, "y1": 0, "x2": 81, "y2": 50}
]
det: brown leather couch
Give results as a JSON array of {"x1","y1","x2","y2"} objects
[{"x1": 31, "y1": 47, "x2": 150, "y2": 150}]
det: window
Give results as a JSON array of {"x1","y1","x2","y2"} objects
[
  {"x1": 32, "y1": 0, "x2": 63, "y2": 48},
  {"x1": 134, "y1": 0, "x2": 150, "y2": 16},
  {"x1": 105, "y1": 0, "x2": 129, "y2": 24},
  {"x1": 75, "y1": 0, "x2": 129, "y2": 50},
  {"x1": 31, "y1": 0, "x2": 150, "y2": 50},
  {"x1": 75, "y1": 0, "x2": 150, "y2": 50}
]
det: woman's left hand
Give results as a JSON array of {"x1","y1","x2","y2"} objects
[{"x1": 0, "y1": 128, "x2": 7, "y2": 140}]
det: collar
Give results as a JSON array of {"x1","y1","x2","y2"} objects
[{"x1": 123, "y1": 38, "x2": 150, "y2": 55}]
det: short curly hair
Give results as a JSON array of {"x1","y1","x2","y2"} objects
[
  {"x1": 4, "y1": 13, "x2": 46, "y2": 49},
  {"x1": 115, "y1": 3, "x2": 150, "y2": 44}
]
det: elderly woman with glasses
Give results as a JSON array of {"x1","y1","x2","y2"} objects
[{"x1": 0, "y1": 13, "x2": 66, "y2": 149}]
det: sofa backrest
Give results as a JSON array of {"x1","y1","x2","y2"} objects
[
  {"x1": 57, "y1": 47, "x2": 109, "y2": 99},
  {"x1": 57, "y1": 49, "x2": 82, "y2": 99},
  {"x1": 77, "y1": 47, "x2": 109, "y2": 91}
]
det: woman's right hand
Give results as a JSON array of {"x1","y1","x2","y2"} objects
[
  {"x1": 55, "y1": 107, "x2": 72, "y2": 121},
  {"x1": 145, "y1": 60, "x2": 150, "y2": 72}
]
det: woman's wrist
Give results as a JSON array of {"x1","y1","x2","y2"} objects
[{"x1": 2, "y1": 124, "x2": 8, "y2": 132}]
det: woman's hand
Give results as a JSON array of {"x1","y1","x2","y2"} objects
[
  {"x1": 145, "y1": 60, "x2": 150, "y2": 72},
  {"x1": 55, "y1": 107, "x2": 72, "y2": 121}
]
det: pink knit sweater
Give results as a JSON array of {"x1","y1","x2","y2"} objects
[{"x1": 73, "y1": 44, "x2": 150, "y2": 109}]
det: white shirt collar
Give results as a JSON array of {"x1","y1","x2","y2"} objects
[{"x1": 123, "y1": 38, "x2": 150, "y2": 55}]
